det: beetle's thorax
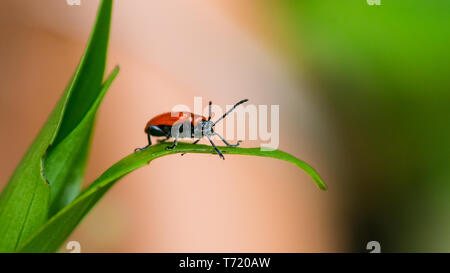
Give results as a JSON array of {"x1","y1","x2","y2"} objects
[{"x1": 195, "y1": 120, "x2": 214, "y2": 137}]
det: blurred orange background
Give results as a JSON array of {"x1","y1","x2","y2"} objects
[{"x1": 0, "y1": 0, "x2": 344, "y2": 252}]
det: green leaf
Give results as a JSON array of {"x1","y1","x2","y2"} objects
[
  {"x1": 47, "y1": 0, "x2": 113, "y2": 216},
  {"x1": 0, "y1": 0, "x2": 114, "y2": 252},
  {"x1": 18, "y1": 143, "x2": 325, "y2": 252}
]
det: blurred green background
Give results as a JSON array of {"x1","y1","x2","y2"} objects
[
  {"x1": 1, "y1": 0, "x2": 449, "y2": 252},
  {"x1": 270, "y1": 0, "x2": 450, "y2": 251}
]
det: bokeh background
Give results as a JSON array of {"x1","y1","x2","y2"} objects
[{"x1": 0, "y1": 0, "x2": 448, "y2": 252}]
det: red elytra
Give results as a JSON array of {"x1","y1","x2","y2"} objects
[{"x1": 145, "y1": 112, "x2": 206, "y2": 132}]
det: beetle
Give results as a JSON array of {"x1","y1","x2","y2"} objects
[{"x1": 134, "y1": 99, "x2": 248, "y2": 159}]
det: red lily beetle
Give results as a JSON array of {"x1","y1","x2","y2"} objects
[{"x1": 135, "y1": 99, "x2": 248, "y2": 159}]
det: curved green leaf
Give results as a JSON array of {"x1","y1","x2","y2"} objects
[
  {"x1": 0, "y1": 0, "x2": 114, "y2": 252},
  {"x1": 18, "y1": 143, "x2": 325, "y2": 252},
  {"x1": 46, "y1": 0, "x2": 113, "y2": 216}
]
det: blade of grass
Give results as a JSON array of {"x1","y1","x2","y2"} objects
[
  {"x1": 0, "y1": 0, "x2": 114, "y2": 252},
  {"x1": 52, "y1": 0, "x2": 112, "y2": 146},
  {"x1": 18, "y1": 142, "x2": 325, "y2": 252},
  {"x1": 47, "y1": 0, "x2": 113, "y2": 216}
]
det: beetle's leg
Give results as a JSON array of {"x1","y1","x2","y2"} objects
[
  {"x1": 206, "y1": 135, "x2": 225, "y2": 160},
  {"x1": 181, "y1": 137, "x2": 202, "y2": 156},
  {"x1": 134, "y1": 133, "x2": 152, "y2": 152},
  {"x1": 134, "y1": 147, "x2": 148, "y2": 152},
  {"x1": 213, "y1": 132, "x2": 241, "y2": 147},
  {"x1": 148, "y1": 133, "x2": 152, "y2": 146},
  {"x1": 157, "y1": 136, "x2": 170, "y2": 144},
  {"x1": 166, "y1": 134, "x2": 179, "y2": 150},
  {"x1": 166, "y1": 123, "x2": 183, "y2": 150}
]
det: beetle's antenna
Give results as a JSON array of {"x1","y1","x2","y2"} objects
[
  {"x1": 208, "y1": 101, "x2": 212, "y2": 121},
  {"x1": 213, "y1": 99, "x2": 248, "y2": 126}
]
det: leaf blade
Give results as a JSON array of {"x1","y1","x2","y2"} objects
[
  {"x1": 18, "y1": 142, "x2": 325, "y2": 252},
  {"x1": 52, "y1": 0, "x2": 112, "y2": 146},
  {"x1": 0, "y1": 76, "x2": 67, "y2": 252},
  {"x1": 46, "y1": 0, "x2": 113, "y2": 216},
  {"x1": 0, "y1": 0, "x2": 114, "y2": 252}
]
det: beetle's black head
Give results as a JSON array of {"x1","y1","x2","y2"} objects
[{"x1": 198, "y1": 120, "x2": 214, "y2": 137}]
